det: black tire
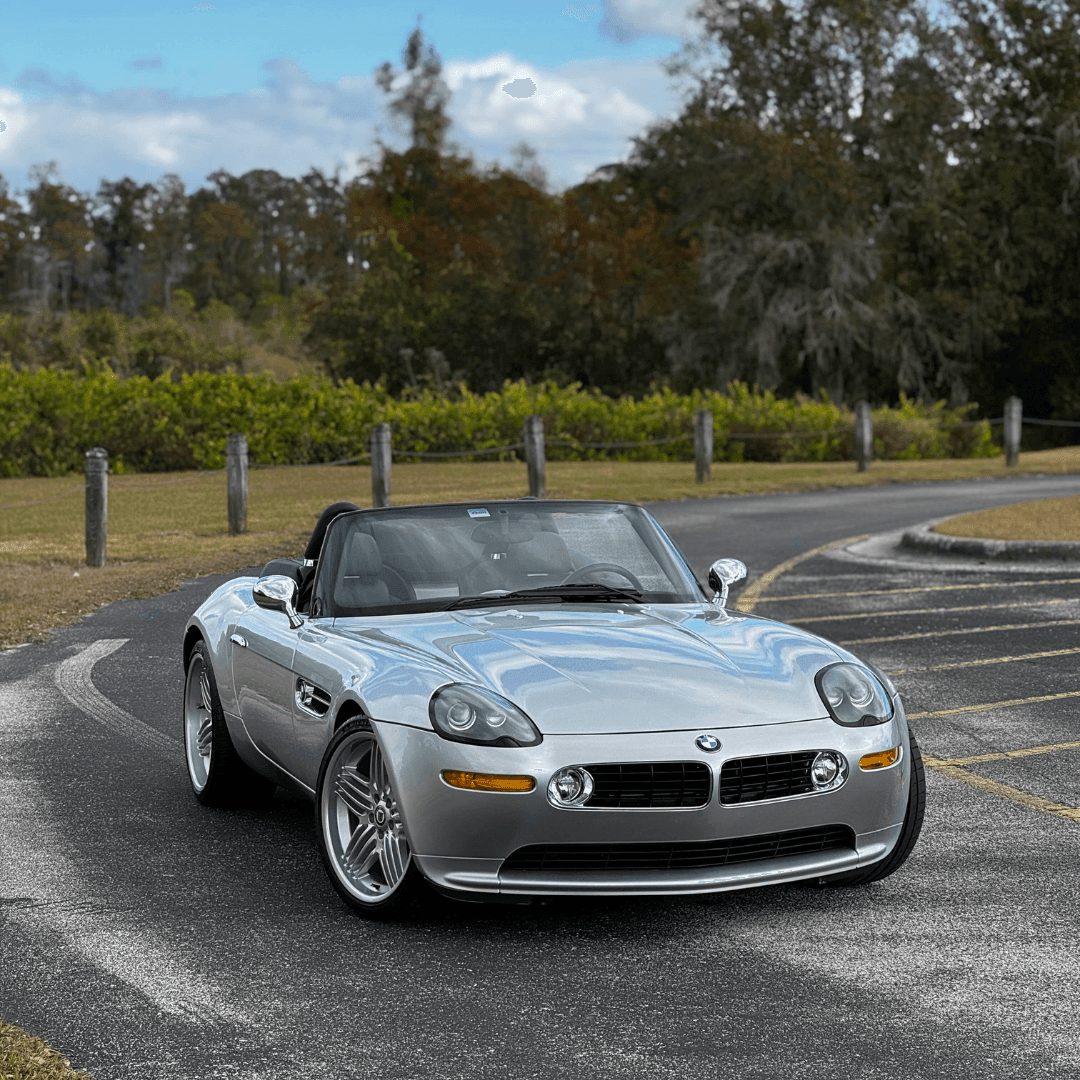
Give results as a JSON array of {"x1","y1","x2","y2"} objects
[
  {"x1": 183, "y1": 640, "x2": 277, "y2": 808},
  {"x1": 826, "y1": 730, "x2": 926, "y2": 887},
  {"x1": 315, "y1": 718, "x2": 430, "y2": 918}
]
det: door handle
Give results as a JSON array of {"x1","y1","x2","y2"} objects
[{"x1": 230, "y1": 634, "x2": 247, "y2": 648}]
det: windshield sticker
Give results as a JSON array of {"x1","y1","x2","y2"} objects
[{"x1": 467, "y1": 508, "x2": 491, "y2": 518}]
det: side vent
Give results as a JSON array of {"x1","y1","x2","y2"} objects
[{"x1": 295, "y1": 678, "x2": 331, "y2": 717}]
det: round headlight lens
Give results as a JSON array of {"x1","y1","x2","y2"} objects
[
  {"x1": 446, "y1": 701, "x2": 475, "y2": 731},
  {"x1": 810, "y1": 750, "x2": 848, "y2": 791},
  {"x1": 547, "y1": 766, "x2": 594, "y2": 808},
  {"x1": 429, "y1": 684, "x2": 542, "y2": 747},
  {"x1": 815, "y1": 663, "x2": 893, "y2": 727}
]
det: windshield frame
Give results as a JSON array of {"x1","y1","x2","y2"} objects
[{"x1": 307, "y1": 500, "x2": 706, "y2": 619}]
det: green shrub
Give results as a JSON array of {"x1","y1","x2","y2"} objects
[{"x1": 0, "y1": 367, "x2": 997, "y2": 477}]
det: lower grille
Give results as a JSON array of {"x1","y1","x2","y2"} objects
[
  {"x1": 584, "y1": 762, "x2": 711, "y2": 808},
  {"x1": 719, "y1": 751, "x2": 818, "y2": 804},
  {"x1": 502, "y1": 824, "x2": 855, "y2": 874}
]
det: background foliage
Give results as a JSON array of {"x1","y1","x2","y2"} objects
[
  {"x1": 0, "y1": 366, "x2": 994, "y2": 477},
  {"x1": 1, "y1": 5, "x2": 1078, "y2": 465}
]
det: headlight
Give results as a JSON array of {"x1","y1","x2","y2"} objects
[
  {"x1": 429, "y1": 684, "x2": 542, "y2": 747},
  {"x1": 815, "y1": 662, "x2": 894, "y2": 727},
  {"x1": 864, "y1": 659, "x2": 898, "y2": 700}
]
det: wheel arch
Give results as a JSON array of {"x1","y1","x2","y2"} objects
[
  {"x1": 333, "y1": 697, "x2": 371, "y2": 735},
  {"x1": 183, "y1": 624, "x2": 204, "y2": 671}
]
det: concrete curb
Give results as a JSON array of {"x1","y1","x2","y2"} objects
[{"x1": 900, "y1": 518, "x2": 1080, "y2": 561}]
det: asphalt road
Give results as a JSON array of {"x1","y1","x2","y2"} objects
[{"x1": 2, "y1": 473, "x2": 1079, "y2": 1079}]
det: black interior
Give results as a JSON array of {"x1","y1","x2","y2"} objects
[
  {"x1": 264, "y1": 500, "x2": 698, "y2": 618},
  {"x1": 304, "y1": 501, "x2": 361, "y2": 561},
  {"x1": 260, "y1": 501, "x2": 360, "y2": 613}
]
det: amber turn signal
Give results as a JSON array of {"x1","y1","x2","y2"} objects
[
  {"x1": 859, "y1": 747, "x2": 900, "y2": 770},
  {"x1": 441, "y1": 770, "x2": 536, "y2": 792}
]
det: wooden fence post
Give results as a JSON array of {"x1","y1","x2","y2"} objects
[
  {"x1": 84, "y1": 447, "x2": 108, "y2": 567},
  {"x1": 855, "y1": 401, "x2": 873, "y2": 472},
  {"x1": 371, "y1": 423, "x2": 392, "y2": 507},
  {"x1": 1004, "y1": 396, "x2": 1022, "y2": 467},
  {"x1": 524, "y1": 414, "x2": 545, "y2": 498},
  {"x1": 226, "y1": 432, "x2": 248, "y2": 535},
  {"x1": 694, "y1": 408, "x2": 713, "y2": 483}
]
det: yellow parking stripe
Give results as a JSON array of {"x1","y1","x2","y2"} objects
[
  {"x1": 923, "y1": 759, "x2": 1080, "y2": 824},
  {"x1": 790, "y1": 596, "x2": 1074, "y2": 625},
  {"x1": 734, "y1": 534, "x2": 868, "y2": 614},
  {"x1": 907, "y1": 689, "x2": 1080, "y2": 719},
  {"x1": 840, "y1": 619, "x2": 1080, "y2": 646},
  {"x1": 886, "y1": 647, "x2": 1080, "y2": 675},
  {"x1": 755, "y1": 576, "x2": 1080, "y2": 604},
  {"x1": 934, "y1": 740, "x2": 1080, "y2": 767}
]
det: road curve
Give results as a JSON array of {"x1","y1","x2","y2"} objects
[{"x1": 2, "y1": 472, "x2": 1078, "y2": 1080}]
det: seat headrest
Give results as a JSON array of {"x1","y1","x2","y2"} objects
[
  {"x1": 304, "y1": 501, "x2": 361, "y2": 561},
  {"x1": 344, "y1": 530, "x2": 383, "y2": 576}
]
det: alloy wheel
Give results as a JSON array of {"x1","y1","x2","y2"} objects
[
  {"x1": 184, "y1": 653, "x2": 213, "y2": 791},
  {"x1": 321, "y1": 732, "x2": 412, "y2": 903}
]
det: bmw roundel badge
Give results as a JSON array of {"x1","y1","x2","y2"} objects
[{"x1": 695, "y1": 734, "x2": 722, "y2": 752}]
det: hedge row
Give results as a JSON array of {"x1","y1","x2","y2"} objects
[{"x1": 0, "y1": 367, "x2": 997, "y2": 477}]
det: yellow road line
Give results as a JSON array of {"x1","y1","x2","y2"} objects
[
  {"x1": 886, "y1": 647, "x2": 1080, "y2": 675},
  {"x1": 840, "y1": 618, "x2": 1080, "y2": 646},
  {"x1": 907, "y1": 689, "x2": 1080, "y2": 719},
  {"x1": 932, "y1": 740, "x2": 1080, "y2": 767},
  {"x1": 790, "y1": 596, "x2": 1074, "y2": 625},
  {"x1": 923, "y1": 759, "x2": 1080, "y2": 824},
  {"x1": 735, "y1": 534, "x2": 868, "y2": 614},
  {"x1": 755, "y1": 576, "x2": 1080, "y2": 603}
]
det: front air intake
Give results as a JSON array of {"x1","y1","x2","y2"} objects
[{"x1": 502, "y1": 824, "x2": 855, "y2": 873}]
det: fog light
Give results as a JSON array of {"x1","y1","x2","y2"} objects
[
  {"x1": 859, "y1": 747, "x2": 901, "y2": 770},
  {"x1": 441, "y1": 771, "x2": 535, "y2": 792},
  {"x1": 547, "y1": 766, "x2": 594, "y2": 808},
  {"x1": 810, "y1": 751, "x2": 848, "y2": 792}
]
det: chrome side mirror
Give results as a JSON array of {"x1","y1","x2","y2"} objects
[
  {"x1": 708, "y1": 559, "x2": 747, "y2": 607},
  {"x1": 253, "y1": 575, "x2": 304, "y2": 629}
]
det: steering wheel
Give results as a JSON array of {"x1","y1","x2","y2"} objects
[{"x1": 559, "y1": 563, "x2": 644, "y2": 591}]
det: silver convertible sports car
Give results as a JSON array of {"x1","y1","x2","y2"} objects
[{"x1": 183, "y1": 499, "x2": 925, "y2": 917}]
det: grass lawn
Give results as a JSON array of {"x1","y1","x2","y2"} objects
[
  {"x1": 0, "y1": 1022, "x2": 90, "y2": 1080},
  {"x1": 936, "y1": 493, "x2": 1080, "y2": 541},
  {"x1": 3, "y1": 448, "x2": 1080, "y2": 650}
]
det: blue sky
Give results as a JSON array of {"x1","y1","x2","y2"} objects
[{"x1": 0, "y1": 1, "x2": 698, "y2": 194}]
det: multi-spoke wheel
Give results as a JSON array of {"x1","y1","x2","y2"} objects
[
  {"x1": 183, "y1": 640, "x2": 276, "y2": 807},
  {"x1": 184, "y1": 652, "x2": 215, "y2": 793},
  {"x1": 316, "y1": 719, "x2": 426, "y2": 915}
]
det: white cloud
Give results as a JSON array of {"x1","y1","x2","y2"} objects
[
  {"x1": 0, "y1": 52, "x2": 682, "y2": 194},
  {"x1": 600, "y1": 0, "x2": 697, "y2": 40},
  {"x1": 445, "y1": 54, "x2": 670, "y2": 181}
]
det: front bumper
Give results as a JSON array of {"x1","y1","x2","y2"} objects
[{"x1": 374, "y1": 711, "x2": 910, "y2": 898}]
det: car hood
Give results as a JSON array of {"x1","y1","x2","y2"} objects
[{"x1": 330, "y1": 605, "x2": 840, "y2": 734}]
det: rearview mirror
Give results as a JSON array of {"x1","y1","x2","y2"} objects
[
  {"x1": 707, "y1": 559, "x2": 747, "y2": 608},
  {"x1": 253, "y1": 575, "x2": 304, "y2": 629}
]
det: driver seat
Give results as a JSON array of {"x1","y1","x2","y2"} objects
[
  {"x1": 462, "y1": 528, "x2": 574, "y2": 594},
  {"x1": 512, "y1": 531, "x2": 574, "y2": 587}
]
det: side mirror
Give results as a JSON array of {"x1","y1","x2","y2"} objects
[
  {"x1": 707, "y1": 559, "x2": 747, "y2": 608},
  {"x1": 253, "y1": 575, "x2": 304, "y2": 629}
]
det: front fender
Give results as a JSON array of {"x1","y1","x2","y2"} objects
[{"x1": 184, "y1": 576, "x2": 258, "y2": 716}]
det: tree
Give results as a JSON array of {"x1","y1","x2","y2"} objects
[
  {"x1": 941, "y1": 0, "x2": 1080, "y2": 422},
  {"x1": 144, "y1": 174, "x2": 190, "y2": 312},
  {"x1": 24, "y1": 163, "x2": 97, "y2": 312},
  {"x1": 94, "y1": 177, "x2": 156, "y2": 314},
  {"x1": 375, "y1": 20, "x2": 452, "y2": 153},
  {"x1": 0, "y1": 175, "x2": 27, "y2": 307}
]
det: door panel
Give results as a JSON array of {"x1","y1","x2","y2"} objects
[{"x1": 232, "y1": 612, "x2": 297, "y2": 774}]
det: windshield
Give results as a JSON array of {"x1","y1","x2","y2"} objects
[{"x1": 310, "y1": 501, "x2": 703, "y2": 617}]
